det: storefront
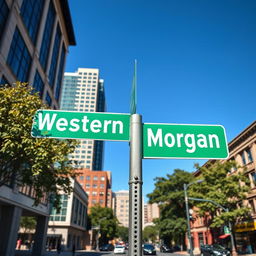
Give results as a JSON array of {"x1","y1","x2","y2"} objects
[{"x1": 234, "y1": 221, "x2": 256, "y2": 254}]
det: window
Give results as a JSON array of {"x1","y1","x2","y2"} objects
[
  {"x1": 92, "y1": 191, "x2": 97, "y2": 196},
  {"x1": 93, "y1": 184, "x2": 97, "y2": 188},
  {"x1": 246, "y1": 148, "x2": 253, "y2": 163},
  {"x1": 0, "y1": 0, "x2": 9, "y2": 40},
  {"x1": 100, "y1": 184, "x2": 104, "y2": 188},
  {"x1": 50, "y1": 194, "x2": 68, "y2": 222},
  {"x1": 20, "y1": 0, "x2": 44, "y2": 43},
  {"x1": 39, "y1": 1, "x2": 56, "y2": 70},
  {"x1": 241, "y1": 152, "x2": 246, "y2": 165},
  {"x1": 33, "y1": 70, "x2": 44, "y2": 97},
  {"x1": 49, "y1": 25, "x2": 61, "y2": 87},
  {"x1": 45, "y1": 92, "x2": 52, "y2": 106},
  {"x1": 86, "y1": 176, "x2": 90, "y2": 181},
  {"x1": 249, "y1": 199, "x2": 256, "y2": 214},
  {"x1": 100, "y1": 176, "x2": 105, "y2": 181},
  {"x1": 99, "y1": 192, "x2": 104, "y2": 196},
  {"x1": 79, "y1": 176, "x2": 84, "y2": 180},
  {"x1": 7, "y1": 28, "x2": 32, "y2": 82},
  {"x1": 251, "y1": 172, "x2": 256, "y2": 186},
  {"x1": 85, "y1": 184, "x2": 90, "y2": 188}
]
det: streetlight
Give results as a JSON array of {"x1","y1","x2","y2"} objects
[
  {"x1": 96, "y1": 217, "x2": 107, "y2": 251},
  {"x1": 188, "y1": 197, "x2": 237, "y2": 256},
  {"x1": 184, "y1": 179, "x2": 204, "y2": 256}
]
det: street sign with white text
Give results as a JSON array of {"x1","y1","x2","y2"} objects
[
  {"x1": 31, "y1": 110, "x2": 130, "y2": 141},
  {"x1": 143, "y1": 123, "x2": 229, "y2": 159}
]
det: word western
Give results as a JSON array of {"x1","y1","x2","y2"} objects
[
  {"x1": 38, "y1": 113, "x2": 124, "y2": 134},
  {"x1": 147, "y1": 128, "x2": 220, "y2": 153}
]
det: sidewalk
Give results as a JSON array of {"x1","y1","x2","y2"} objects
[{"x1": 15, "y1": 249, "x2": 89, "y2": 256}]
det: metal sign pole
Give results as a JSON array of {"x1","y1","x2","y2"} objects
[{"x1": 128, "y1": 114, "x2": 142, "y2": 256}]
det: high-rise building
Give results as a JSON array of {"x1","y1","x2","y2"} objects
[
  {"x1": 0, "y1": 1, "x2": 75, "y2": 256},
  {"x1": 60, "y1": 68, "x2": 106, "y2": 170},
  {"x1": 143, "y1": 203, "x2": 160, "y2": 227},
  {"x1": 113, "y1": 190, "x2": 129, "y2": 227},
  {"x1": 76, "y1": 169, "x2": 112, "y2": 209}
]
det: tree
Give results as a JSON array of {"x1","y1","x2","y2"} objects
[
  {"x1": 191, "y1": 161, "x2": 251, "y2": 228},
  {"x1": 20, "y1": 216, "x2": 36, "y2": 234},
  {"x1": 117, "y1": 226, "x2": 129, "y2": 242},
  {"x1": 89, "y1": 205, "x2": 119, "y2": 245},
  {"x1": 147, "y1": 169, "x2": 194, "y2": 247},
  {"x1": 0, "y1": 82, "x2": 78, "y2": 207},
  {"x1": 143, "y1": 225, "x2": 158, "y2": 243}
]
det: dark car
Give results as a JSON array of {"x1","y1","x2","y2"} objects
[
  {"x1": 173, "y1": 245, "x2": 181, "y2": 252},
  {"x1": 200, "y1": 244, "x2": 230, "y2": 256},
  {"x1": 160, "y1": 244, "x2": 173, "y2": 253},
  {"x1": 143, "y1": 244, "x2": 156, "y2": 255},
  {"x1": 99, "y1": 244, "x2": 114, "y2": 251}
]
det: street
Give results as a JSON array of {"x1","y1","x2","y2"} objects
[{"x1": 15, "y1": 250, "x2": 188, "y2": 256}]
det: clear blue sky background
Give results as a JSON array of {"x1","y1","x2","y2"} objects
[{"x1": 66, "y1": 0, "x2": 256, "y2": 202}]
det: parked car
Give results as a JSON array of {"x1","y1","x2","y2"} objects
[
  {"x1": 172, "y1": 245, "x2": 181, "y2": 251},
  {"x1": 99, "y1": 244, "x2": 114, "y2": 251},
  {"x1": 143, "y1": 244, "x2": 156, "y2": 255},
  {"x1": 160, "y1": 244, "x2": 173, "y2": 253},
  {"x1": 114, "y1": 245, "x2": 126, "y2": 254},
  {"x1": 200, "y1": 244, "x2": 230, "y2": 256}
]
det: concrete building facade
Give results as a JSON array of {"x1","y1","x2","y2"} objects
[
  {"x1": 113, "y1": 190, "x2": 129, "y2": 227},
  {"x1": 0, "y1": 0, "x2": 75, "y2": 255},
  {"x1": 47, "y1": 179, "x2": 89, "y2": 251},
  {"x1": 60, "y1": 68, "x2": 106, "y2": 170}
]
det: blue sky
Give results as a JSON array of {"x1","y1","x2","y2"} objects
[{"x1": 66, "y1": 0, "x2": 256, "y2": 201}]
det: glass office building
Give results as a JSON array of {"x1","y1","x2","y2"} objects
[{"x1": 60, "y1": 68, "x2": 106, "y2": 170}]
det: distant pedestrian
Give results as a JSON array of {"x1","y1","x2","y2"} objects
[
  {"x1": 16, "y1": 239, "x2": 22, "y2": 250},
  {"x1": 57, "y1": 242, "x2": 61, "y2": 255},
  {"x1": 72, "y1": 243, "x2": 76, "y2": 256}
]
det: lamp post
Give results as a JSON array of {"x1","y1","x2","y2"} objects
[
  {"x1": 96, "y1": 217, "x2": 107, "y2": 251},
  {"x1": 184, "y1": 180, "x2": 204, "y2": 256},
  {"x1": 188, "y1": 197, "x2": 237, "y2": 256}
]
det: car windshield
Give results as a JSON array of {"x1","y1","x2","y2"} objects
[
  {"x1": 116, "y1": 245, "x2": 124, "y2": 248},
  {"x1": 144, "y1": 244, "x2": 154, "y2": 249}
]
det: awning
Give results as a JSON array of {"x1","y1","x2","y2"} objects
[{"x1": 219, "y1": 234, "x2": 230, "y2": 239}]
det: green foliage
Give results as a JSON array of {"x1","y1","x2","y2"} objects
[
  {"x1": 0, "y1": 82, "x2": 78, "y2": 207},
  {"x1": 89, "y1": 205, "x2": 119, "y2": 243},
  {"x1": 147, "y1": 169, "x2": 194, "y2": 244},
  {"x1": 143, "y1": 225, "x2": 158, "y2": 243},
  {"x1": 191, "y1": 161, "x2": 251, "y2": 227},
  {"x1": 117, "y1": 225, "x2": 129, "y2": 242},
  {"x1": 20, "y1": 216, "x2": 36, "y2": 233}
]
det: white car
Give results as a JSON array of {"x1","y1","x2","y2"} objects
[{"x1": 114, "y1": 245, "x2": 126, "y2": 254}]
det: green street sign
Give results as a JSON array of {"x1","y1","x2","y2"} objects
[
  {"x1": 143, "y1": 123, "x2": 229, "y2": 159},
  {"x1": 31, "y1": 110, "x2": 130, "y2": 141}
]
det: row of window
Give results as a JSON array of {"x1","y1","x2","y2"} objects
[
  {"x1": 78, "y1": 72, "x2": 97, "y2": 76},
  {"x1": 91, "y1": 199, "x2": 104, "y2": 205},
  {"x1": 86, "y1": 191, "x2": 105, "y2": 196},
  {"x1": 80, "y1": 175, "x2": 105, "y2": 181},
  {"x1": 84, "y1": 183, "x2": 105, "y2": 188}
]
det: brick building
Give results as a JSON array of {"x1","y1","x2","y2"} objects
[
  {"x1": 189, "y1": 121, "x2": 256, "y2": 254},
  {"x1": 76, "y1": 169, "x2": 112, "y2": 209}
]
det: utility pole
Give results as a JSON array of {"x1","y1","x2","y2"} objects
[{"x1": 184, "y1": 184, "x2": 194, "y2": 256}]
